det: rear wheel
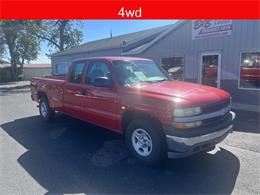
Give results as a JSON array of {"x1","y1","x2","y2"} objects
[
  {"x1": 39, "y1": 97, "x2": 55, "y2": 122},
  {"x1": 125, "y1": 119, "x2": 167, "y2": 165}
]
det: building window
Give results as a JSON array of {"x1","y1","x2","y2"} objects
[
  {"x1": 161, "y1": 56, "x2": 184, "y2": 80},
  {"x1": 54, "y1": 62, "x2": 69, "y2": 75},
  {"x1": 239, "y1": 51, "x2": 260, "y2": 89}
]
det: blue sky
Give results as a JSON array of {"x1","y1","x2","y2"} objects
[{"x1": 33, "y1": 20, "x2": 177, "y2": 64}]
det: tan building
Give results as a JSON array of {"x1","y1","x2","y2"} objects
[
  {"x1": 0, "y1": 63, "x2": 51, "y2": 82},
  {"x1": 23, "y1": 64, "x2": 52, "y2": 80}
]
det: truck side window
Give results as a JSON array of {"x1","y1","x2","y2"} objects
[
  {"x1": 70, "y1": 62, "x2": 85, "y2": 83},
  {"x1": 86, "y1": 61, "x2": 111, "y2": 85}
]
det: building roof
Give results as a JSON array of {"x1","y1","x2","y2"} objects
[
  {"x1": 24, "y1": 64, "x2": 51, "y2": 68},
  {"x1": 52, "y1": 21, "x2": 185, "y2": 57},
  {"x1": 0, "y1": 64, "x2": 51, "y2": 68},
  {"x1": 0, "y1": 64, "x2": 10, "y2": 68}
]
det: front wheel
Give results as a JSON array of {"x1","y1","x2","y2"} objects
[
  {"x1": 125, "y1": 119, "x2": 167, "y2": 165},
  {"x1": 39, "y1": 97, "x2": 55, "y2": 122}
]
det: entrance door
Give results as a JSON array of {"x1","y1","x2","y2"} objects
[{"x1": 199, "y1": 51, "x2": 221, "y2": 88}]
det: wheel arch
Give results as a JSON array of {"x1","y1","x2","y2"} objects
[
  {"x1": 37, "y1": 91, "x2": 48, "y2": 101},
  {"x1": 122, "y1": 110, "x2": 162, "y2": 133}
]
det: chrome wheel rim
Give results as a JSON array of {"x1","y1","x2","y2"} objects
[
  {"x1": 40, "y1": 102, "x2": 48, "y2": 118},
  {"x1": 131, "y1": 128, "x2": 152, "y2": 157}
]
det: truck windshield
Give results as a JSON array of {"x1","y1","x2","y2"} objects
[{"x1": 112, "y1": 60, "x2": 169, "y2": 86}]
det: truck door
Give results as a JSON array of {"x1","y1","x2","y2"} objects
[
  {"x1": 63, "y1": 61, "x2": 86, "y2": 117},
  {"x1": 81, "y1": 60, "x2": 120, "y2": 132}
]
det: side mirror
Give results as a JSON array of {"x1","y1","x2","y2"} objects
[{"x1": 93, "y1": 77, "x2": 112, "y2": 87}]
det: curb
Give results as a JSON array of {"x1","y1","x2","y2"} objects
[{"x1": 0, "y1": 85, "x2": 30, "y2": 91}]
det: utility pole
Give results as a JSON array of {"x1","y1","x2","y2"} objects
[{"x1": 110, "y1": 29, "x2": 113, "y2": 39}]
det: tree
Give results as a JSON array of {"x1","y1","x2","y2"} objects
[
  {"x1": 0, "y1": 20, "x2": 40, "y2": 80},
  {"x1": 0, "y1": 31, "x2": 5, "y2": 59},
  {"x1": 32, "y1": 20, "x2": 83, "y2": 55},
  {"x1": 17, "y1": 31, "x2": 39, "y2": 70}
]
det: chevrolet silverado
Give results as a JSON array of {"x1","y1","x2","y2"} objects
[{"x1": 31, "y1": 57, "x2": 235, "y2": 164}]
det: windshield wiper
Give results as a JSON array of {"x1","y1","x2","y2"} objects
[
  {"x1": 125, "y1": 79, "x2": 168, "y2": 87},
  {"x1": 156, "y1": 78, "x2": 168, "y2": 82},
  {"x1": 124, "y1": 80, "x2": 150, "y2": 87},
  {"x1": 142, "y1": 78, "x2": 168, "y2": 83}
]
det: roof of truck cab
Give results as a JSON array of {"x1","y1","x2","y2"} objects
[{"x1": 72, "y1": 56, "x2": 151, "y2": 62}]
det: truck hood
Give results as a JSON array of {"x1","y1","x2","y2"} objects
[{"x1": 129, "y1": 81, "x2": 230, "y2": 107}]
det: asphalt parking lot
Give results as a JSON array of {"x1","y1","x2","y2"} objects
[{"x1": 0, "y1": 87, "x2": 259, "y2": 194}]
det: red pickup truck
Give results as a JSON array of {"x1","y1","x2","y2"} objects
[
  {"x1": 31, "y1": 57, "x2": 235, "y2": 164},
  {"x1": 240, "y1": 57, "x2": 260, "y2": 87}
]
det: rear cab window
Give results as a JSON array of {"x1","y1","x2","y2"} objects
[{"x1": 70, "y1": 62, "x2": 85, "y2": 83}]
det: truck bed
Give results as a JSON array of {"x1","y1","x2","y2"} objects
[{"x1": 31, "y1": 76, "x2": 66, "y2": 109}]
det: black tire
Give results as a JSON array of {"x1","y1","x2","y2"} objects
[
  {"x1": 39, "y1": 97, "x2": 55, "y2": 122},
  {"x1": 125, "y1": 119, "x2": 167, "y2": 165}
]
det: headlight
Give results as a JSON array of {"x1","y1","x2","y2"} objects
[{"x1": 173, "y1": 106, "x2": 202, "y2": 117}]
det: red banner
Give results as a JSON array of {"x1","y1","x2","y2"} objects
[{"x1": 1, "y1": 0, "x2": 260, "y2": 19}]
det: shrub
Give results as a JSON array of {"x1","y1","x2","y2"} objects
[{"x1": 0, "y1": 67, "x2": 23, "y2": 83}]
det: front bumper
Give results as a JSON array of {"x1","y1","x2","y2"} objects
[{"x1": 164, "y1": 111, "x2": 235, "y2": 158}]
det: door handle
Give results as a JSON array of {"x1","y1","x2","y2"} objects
[
  {"x1": 81, "y1": 89, "x2": 87, "y2": 96},
  {"x1": 75, "y1": 89, "x2": 87, "y2": 97},
  {"x1": 75, "y1": 93, "x2": 84, "y2": 97}
]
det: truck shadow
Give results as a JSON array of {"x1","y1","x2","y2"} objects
[{"x1": 1, "y1": 115, "x2": 240, "y2": 194}]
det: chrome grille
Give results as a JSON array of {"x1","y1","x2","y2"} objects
[
  {"x1": 202, "y1": 99, "x2": 231, "y2": 114},
  {"x1": 202, "y1": 113, "x2": 229, "y2": 126},
  {"x1": 173, "y1": 98, "x2": 232, "y2": 123}
]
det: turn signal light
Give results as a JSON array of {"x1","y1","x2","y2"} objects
[{"x1": 172, "y1": 121, "x2": 202, "y2": 129}]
